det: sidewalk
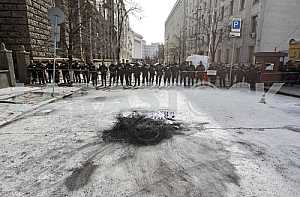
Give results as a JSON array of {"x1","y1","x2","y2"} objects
[{"x1": 0, "y1": 86, "x2": 82, "y2": 128}]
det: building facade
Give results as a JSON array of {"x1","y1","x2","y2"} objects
[
  {"x1": 143, "y1": 43, "x2": 160, "y2": 59},
  {"x1": 165, "y1": 0, "x2": 300, "y2": 65},
  {"x1": 0, "y1": 0, "x2": 132, "y2": 62},
  {"x1": 130, "y1": 29, "x2": 145, "y2": 60}
]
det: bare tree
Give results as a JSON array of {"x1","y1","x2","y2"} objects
[
  {"x1": 190, "y1": 8, "x2": 229, "y2": 63},
  {"x1": 115, "y1": 0, "x2": 141, "y2": 62}
]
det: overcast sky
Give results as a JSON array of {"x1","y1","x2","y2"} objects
[{"x1": 130, "y1": 0, "x2": 177, "y2": 44}]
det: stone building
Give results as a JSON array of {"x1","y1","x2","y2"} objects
[
  {"x1": 0, "y1": 0, "x2": 132, "y2": 62},
  {"x1": 165, "y1": 0, "x2": 186, "y2": 64},
  {"x1": 0, "y1": 0, "x2": 55, "y2": 58},
  {"x1": 143, "y1": 43, "x2": 160, "y2": 60},
  {"x1": 165, "y1": 0, "x2": 300, "y2": 65}
]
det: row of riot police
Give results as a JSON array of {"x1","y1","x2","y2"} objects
[
  {"x1": 106, "y1": 61, "x2": 207, "y2": 87},
  {"x1": 27, "y1": 59, "x2": 260, "y2": 89}
]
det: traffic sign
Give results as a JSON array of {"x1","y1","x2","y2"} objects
[
  {"x1": 231, "y1": 18, "x2": 241, "y2": 33},
  {"x1": 230, "y1": 32, "x2": 241, "y2": 37}
]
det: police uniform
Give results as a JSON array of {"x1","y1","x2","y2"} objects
[
  {"x1": 99, "y1": 63, "x2": 108, "y2": 87},
  {"x1": 133, "y1": 63, "x2": 141, "y2": 86},
  {"x1": 155, "y1": 64, "x2": 163, "y2": 86},
  {"x1": 171, "y1": 64, "x2": 179, "y2": 85},
  {"x1": 149, "y1": 65, "x2": 156, "y2": 85},
  {"x1": 109, "y1": 63, "x2": 117, "y2": 86},
  {"x1": 163, "y1": 65, "x2": 172, "y2": 86}
]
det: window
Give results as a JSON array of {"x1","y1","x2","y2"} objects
[
  {"x1": 235, "y1": 47, "x2": 240, "y2": 63},
  {"x1": 220, "y1": 6, "x2": 224, "y2": 20},
  {"x1": 251, "y1": 15, "x2": 258, "y2": 33},
  {"x1": 265, "y1": 63, "x2": 275, "y2": 71},
  {"x1": 248, "y1": 46, "x2": 255, "y2": 63},
  {"x1": 229, "y1": 0, "x2": 234, "y2": 16},
  {"x1": 240, "y1": 0, "x2": 245, "y2": 10},
  {"x1": 217, "y1": 49, "x2": 222, "y2": 63},
  {"x1": 225, "y1": 49, "x2": 230, "y2": 63}
]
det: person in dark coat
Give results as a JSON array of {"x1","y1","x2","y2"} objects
[
  {"x1": 155, "y1": 63, "x2": 163, "y2": 86},
  {"x1": 141, "y1": 64, "x2": 149, "y2": 86},
  {"x1": 236, "y1": 65, "x2": 245, "y2": 84},
  {"x1": 54, "y1": 62, "x2": 60, "y2": 83},
  {"x1": 117, "y1": 59, "x2": 125, "y2": 86},
  {"x1": 36, "y1": 61, "x2": 46, "y2": 85},
  {"x1": 133, "y1": 63, "x2": 141, "y2": 86},
  {"x1": 46, "y1": 60, "x2": 54, "y2": 83},
  {"x1": 187, "y1": 63, "x2": 196, "y2": 86},
  {"x1": 164, "y1": 65, "x2": 172, "y2": 86},
  {"x1": 28, "y1": 60, "x2": 37, "y2": 84},
  {"x1": 90, "y1": 62, "x2": 98, "y2": 87},
  {"x1": 99, "y1": 62, "x2": 108, "y2": 87},
  {"x1": 247, "y1": 64, "x2": 258, "y2": 91},
  {"x1": 73, "y1": 61, "x2": 81, "y2": 83},
  {"x1": 217, "y1": 65, "x2": 227, "y2": 88},
  {"x1": 179, "y1": 63, "x2": 188, "y2": 86},
  {"x1": 82, "y1": 63, "x2": 90, "y2": 84},
  {"x1": 61, "y1": 60, "x2": 70, "y2": 84},
  {"x1": 149, "y1": 64, "x2": 156, "y2": 85},
  {"x1": 195, "y1": 61, "x2": 205, "y2": 86},
  {"x1": 124, "y1": 60, "x2": 132, "y2": 86},
  {"x1": 109, "y1": 62, "x2": 117, "y2": 86},
  {"x1": 171, "y1": 64, "x2": 179, "y2": 85}
]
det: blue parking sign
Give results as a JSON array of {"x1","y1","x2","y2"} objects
[{"x1": 231, "y1": 18, "x2": 241, "y2": 33}]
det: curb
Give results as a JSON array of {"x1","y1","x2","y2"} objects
[
  {"x1": 0, "y1": 88, "x2": 82, "y2": 129},
  {"x1": 275, "y1": 90, "x2": 300, "y2": 98},
  {"x1": 265, "y1": 87, "x2": 300, "y2": 98}
]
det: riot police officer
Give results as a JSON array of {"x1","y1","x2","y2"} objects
[
  {"x1": 99, "y1": 62, "x2": 108, "y2": 87},
  {"x1": 149, "y1": 64, "x2": 156, "y2": 85},
  {"x1": 171, "y1": 63, "x2": 179, "y2": 85},
  {"x1": 124, "y1": 60, "x2": 132, "y2": 86},
  {"x1": 164, "y1": 65, "x2": 172, "y2": 86},
  {"x1": 155, "y1": 63, "x2": 163, "y2": 86},
  {"x1": 133, "y1": 63, "x2": 141, "y2": 86}
]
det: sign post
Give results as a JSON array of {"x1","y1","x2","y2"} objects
[
  {"x1": 48, "y1": 7, "x2": 65, "y2": 97},
  {"x1": 229, "y1": 17, "x2": 241, "y2": 86}
]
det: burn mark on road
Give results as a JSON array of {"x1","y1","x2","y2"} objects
[{"x1": 64, "y1": 161, "x2": 97, "y2": 191}]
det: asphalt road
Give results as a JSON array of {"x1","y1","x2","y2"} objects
[{"x1": 0, "y1": 87, "x2": 299, "y2": 197}]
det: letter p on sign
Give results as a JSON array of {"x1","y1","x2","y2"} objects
[{"x1": 231, "y1": 18, "x2": 241, "y2": 33}]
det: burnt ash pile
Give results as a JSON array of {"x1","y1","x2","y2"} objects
[{"x1": 102, "y1": 113, "x2": 183, "y2": 146}]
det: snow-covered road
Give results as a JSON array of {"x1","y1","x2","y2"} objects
[{"x1": 0, "y1": 87, "x2": 299, "y2": 197}]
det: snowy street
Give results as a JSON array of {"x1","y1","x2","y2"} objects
[{"x1": 0, "y1": 87, "x2": 299, "y2": 197}]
